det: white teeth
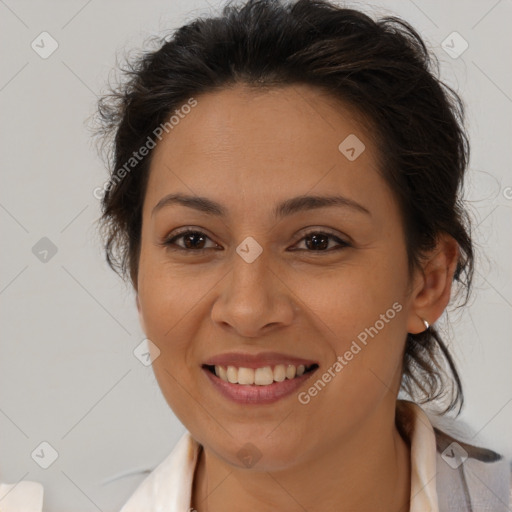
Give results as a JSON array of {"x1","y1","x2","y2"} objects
[
  {"x1": 212, "y1": 363, "x2": 313, "y2": 385},
  {"x1": 227, "y1": 366, "x2": 238, "y2": 384},
  {"x1": 285, "y1": 364, "x2": 296, "y2": 379},
  {"x1": 273, "y1": 364, "x2": 286, "y2": 382},
  {"x1": 254, "y1": 366, "x2": 274, "y2": 385},
  {"x1": 218, "y1": 365, "x2": 228, "y2": 382},
  {"x1": 238, "y1": 367, "x2": 255, "y2": 385}
]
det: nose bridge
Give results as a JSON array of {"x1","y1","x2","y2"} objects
[
  {"x1": 211, "y1": 235, "x2": 294, "y2": 334},
  {"x1": 230, "y1": 235, "x2": 272, "y2": 302}
]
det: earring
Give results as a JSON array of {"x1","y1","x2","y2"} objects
[{"x1": 422, "y1": 318, "x2": 430, "y2": 331}]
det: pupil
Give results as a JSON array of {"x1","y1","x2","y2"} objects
[
  {"x1": 306, "y1": 233, "x2": 328, "y2": 250},
  {"x1": 184, "y1": 232, "x2": 205, "y2": 249}
]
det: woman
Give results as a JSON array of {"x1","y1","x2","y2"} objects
[{"x1": 93, "y1": 0, "x2": 511, "y2": 510}]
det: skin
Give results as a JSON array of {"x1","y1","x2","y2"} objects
[{"x1": 135, "y1": 83, "x2": 459, "y2": 511}]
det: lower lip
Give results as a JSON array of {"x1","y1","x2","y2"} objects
[{"x1": 202, "y1": 366, "x2": 318, "y2": 405}]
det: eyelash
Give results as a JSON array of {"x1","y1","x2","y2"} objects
[{"x1": 162, "y1": 228, "x2": 351, "y2": 254}]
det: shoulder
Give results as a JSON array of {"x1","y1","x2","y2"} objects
[
  {"x1": 396, "y1": 399, "x2": 511, "y2": 511},
  {"x1": 0, "y1": 480, "x2": 44, "y2": 511},
  {"x1": 119, "y1": 430, "x2": 200, "y2": 511},
  {"x1": 433, "y1": 424, "x2": 511, "y2": 511}
]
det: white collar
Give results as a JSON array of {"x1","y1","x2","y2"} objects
[{"x1": 0, "y1": 481, "x2": 44, "y2": 512}]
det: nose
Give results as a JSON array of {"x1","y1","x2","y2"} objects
[{"x1": 210, "y1": 248, "x2": 296, "y2": 338}]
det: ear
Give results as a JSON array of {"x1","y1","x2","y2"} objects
[
  {"x1": 136, "y1": 294, "x2": 147, "y2": 335},
  {"x1": 406, "y1": 233, "x2": 459, "y2": 334}
]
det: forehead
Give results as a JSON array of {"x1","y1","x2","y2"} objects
[{"x1": 144, "y1": 83, "x2": 387, "y2": 218}]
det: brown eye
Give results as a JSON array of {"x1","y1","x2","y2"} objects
[
  {"x1": 164, "y1": 230, "x2": 219, "y2": 252},
  {"x1": 293, "y1": 230, "x2": 350, "y2": 252},
  {"x1": 162, "y1": 228, "x2": 350, "y2": 254}
]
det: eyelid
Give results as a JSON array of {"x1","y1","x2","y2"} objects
[
  {"x1": 294, "y1": 227, "x2": 349, "y2": 243},
  {"x1": 291, "y1": 228, "x2": 351, "y2": 250},
  {"x1": 162, "y1": 227, "x2": 220, "y2": 250}
]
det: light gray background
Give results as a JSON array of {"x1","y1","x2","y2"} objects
[{"x1": 0, "y1": 0, "x2": 511, "y2": 510}]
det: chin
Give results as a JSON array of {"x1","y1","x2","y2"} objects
[{"x1": 207, "y1": 430, "x2": 309, "y2": 472}]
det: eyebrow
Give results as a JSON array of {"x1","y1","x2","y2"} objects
[{"x1": 152, "y1": 192, "x2": 371, "y2": 219}]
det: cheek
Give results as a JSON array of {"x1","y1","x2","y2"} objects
[
  {"x1": 137, "y1": 253, "x2": 190, "y2": 359},
  {"x1": 298, "y1": 248, "x2": 409, "y2": 400},
  {"x1": 302, "y1": 248, "x2": 408, "y2": 340},
  {"x1": 138, "y1": 243, "x2": 201, "y2": 330},
  {"x1": 137, "y1": 260, "x2": 206, "y2": 423}
]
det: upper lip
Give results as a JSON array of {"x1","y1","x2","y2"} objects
[{"x1": 202, "y1": 351, "x2": 318, "y2": 369}]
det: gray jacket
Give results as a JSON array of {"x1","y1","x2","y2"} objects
[{"x1": 434, "y1": 425, "x2": 511, "y2": 511}]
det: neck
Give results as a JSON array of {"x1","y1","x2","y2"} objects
[{"x1": 192, "y1": 401, "x2": 411, "y2": 512}]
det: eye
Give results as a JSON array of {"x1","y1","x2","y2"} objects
[
  {"x1": 162, "y1": 228, "x2": 351, "y2": 254},
  {"x1": 163, "y1": 229, "x2": 220, "y2": 252},
  {"x1": 292, "y1": 229, "x2": 351, "y2": 252}
]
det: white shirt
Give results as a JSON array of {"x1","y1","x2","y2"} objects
[{"x1": 0, "y1": 481, "x2": 43, "y2": 512}]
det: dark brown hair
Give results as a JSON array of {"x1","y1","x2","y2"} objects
[{"x1": 94, "y1": 0, "x2": 473, "y2": 415}]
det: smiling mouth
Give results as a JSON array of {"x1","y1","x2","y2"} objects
[{"x1": 202, "y1": 363, "x2": 319, "y2": 385}]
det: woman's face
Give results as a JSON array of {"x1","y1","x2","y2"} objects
[{"x1": 136, "y1": 83, "x2": 422, "y2": 470}]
